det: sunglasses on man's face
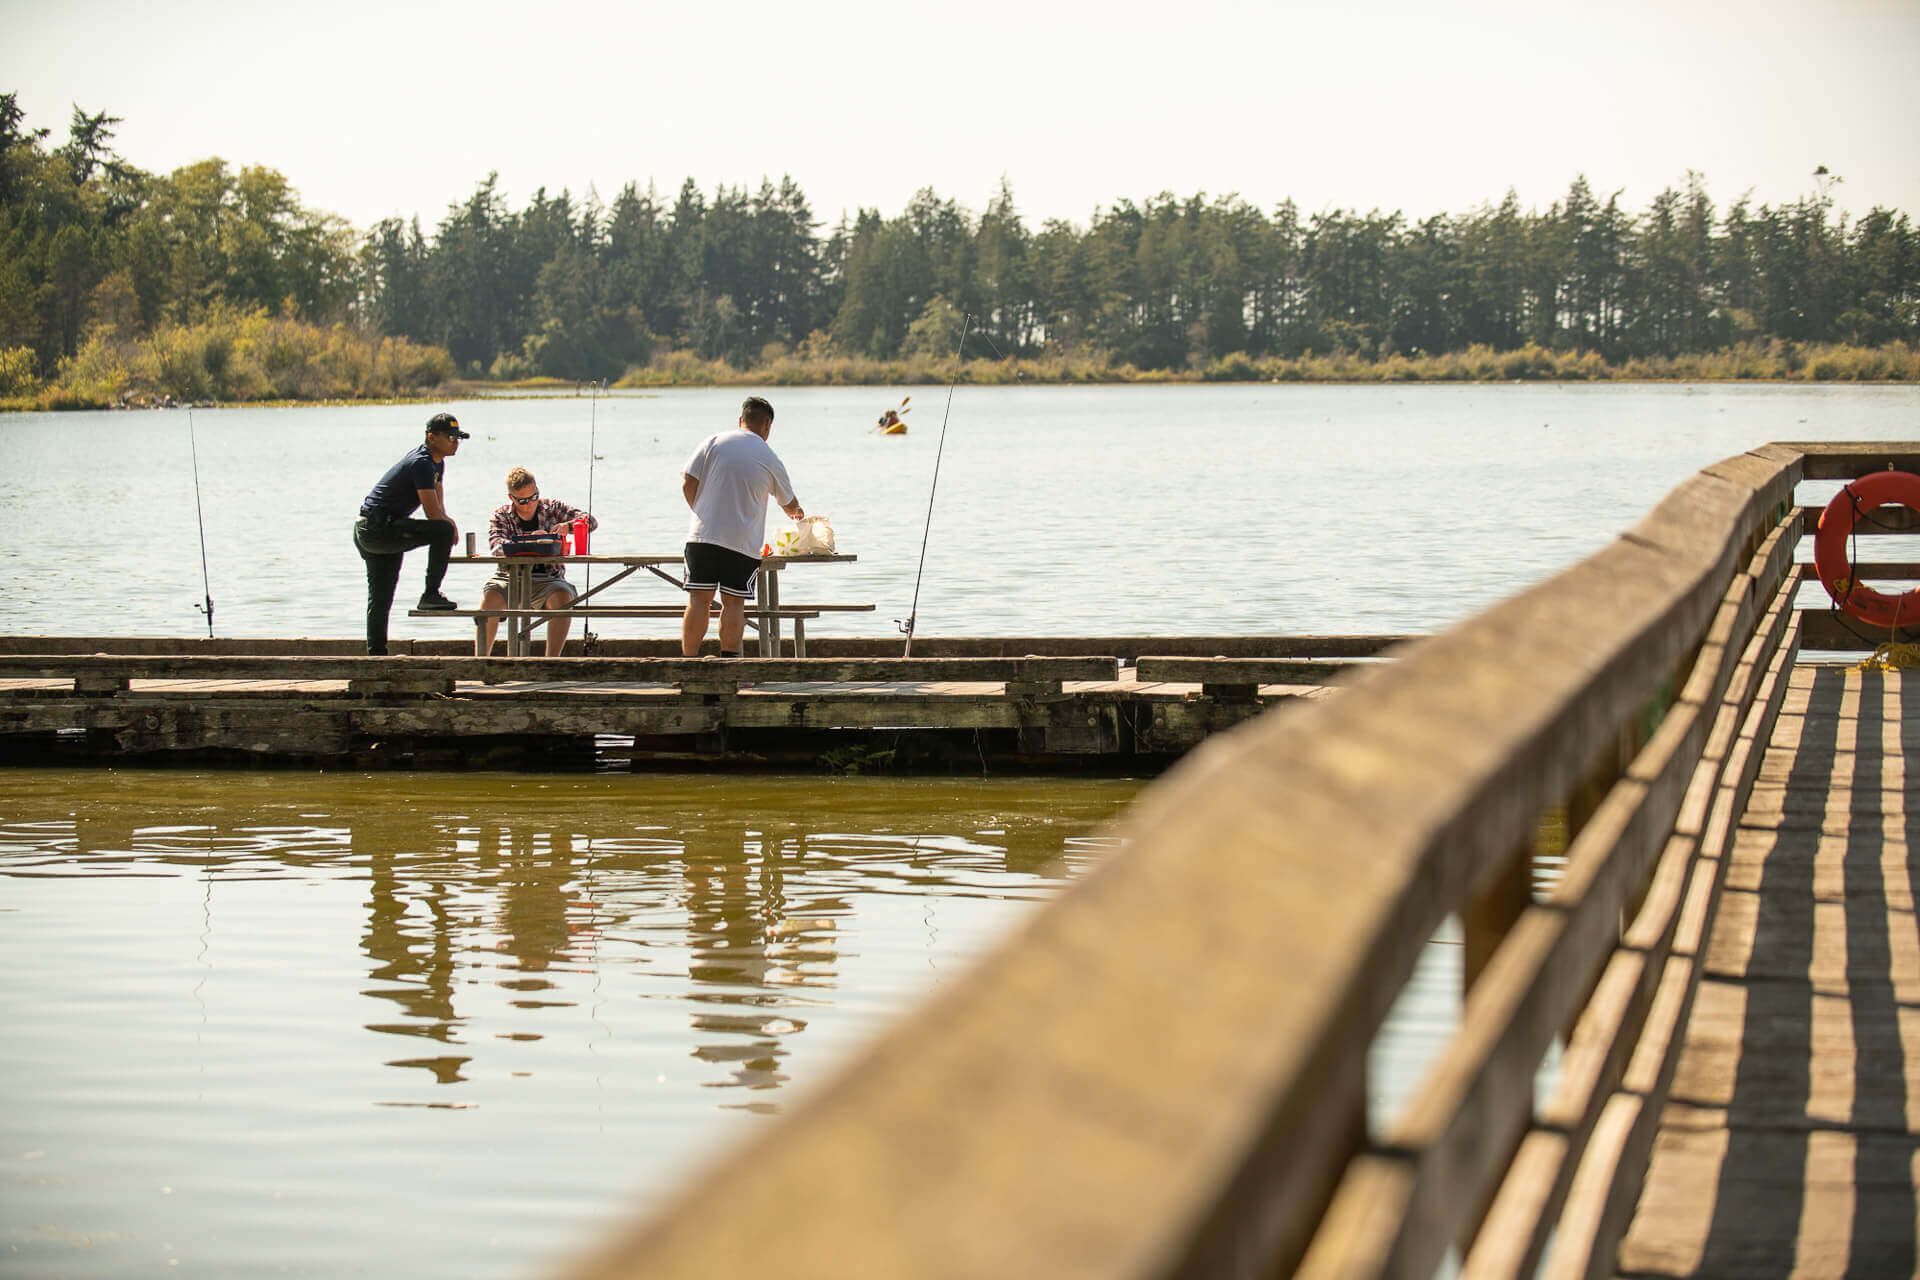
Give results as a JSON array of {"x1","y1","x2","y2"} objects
[{"x1": 512, "y1": 493, "x2": 540, "y2": 505}]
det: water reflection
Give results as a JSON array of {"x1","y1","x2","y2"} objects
[
  {"x1": 362, "y1": 837, "x2": 466, "y2": 1083},
  {"x1": 1, "y1": 771, "x2": 1133, "y2": 1106},
  {"x1": 0, "y1": 769, "x2": 1137, "y2": 1277}
]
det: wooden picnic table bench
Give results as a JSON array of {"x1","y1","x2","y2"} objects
[
  {"x1": 423, "y1": 550, "x2": 864, "y2": 656},
  {"x1": 405, "y1": 603, "x2": 877, "y2": 657}
]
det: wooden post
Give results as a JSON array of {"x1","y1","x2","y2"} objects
[
  {"x1": 1456, "y1": 832, "x2": 1535, "y2": 1259},
  {"x1": 1463, "y1": 836, "x2": 1533, "y2": 996}
]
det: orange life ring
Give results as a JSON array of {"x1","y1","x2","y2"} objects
[{"x1": 1813, "y1": 469, "x2": 1920, "y2": 629}]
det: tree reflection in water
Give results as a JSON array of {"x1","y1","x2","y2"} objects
[
  {"x1": 14, "y1": 771, "x2": 1137, "y2": 1107},
  {"x1": 1, "y1": 760, "x2": 1137, "y2": 1279}
]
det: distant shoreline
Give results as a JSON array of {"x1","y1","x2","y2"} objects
[
  {"x1": 6, "y1": 339, "x2": 1916, "y2": 412},
  {"x1": 11, "y1": 376, "x2": 1916, "y2": 413}
]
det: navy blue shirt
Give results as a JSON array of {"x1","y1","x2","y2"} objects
[{"x1": 361, "y1": 444, "x2": 443, "y2": 517}]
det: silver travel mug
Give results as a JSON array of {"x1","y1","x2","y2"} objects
[{"x1": 465, "y1": 532, "x2": 476, "y2": 555}]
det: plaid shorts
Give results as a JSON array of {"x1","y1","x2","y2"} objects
[{"x1": 481, "y1": 572, "x2": 576, "y2": 604}]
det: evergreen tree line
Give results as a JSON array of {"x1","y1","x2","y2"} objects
[
  {"x1": 375, "y1": 171, "x2": 1917, "y2": 378},
  {"x1": 4, "y1": 92, "x2": 1917, "y2": 394},
  {"x1": 0, "y1": 97, "x2": 360, "y2": 381}
]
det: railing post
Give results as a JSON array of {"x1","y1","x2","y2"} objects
[{"x1": 1462, "y1": 836, "x2": 1533, "y2": 997}]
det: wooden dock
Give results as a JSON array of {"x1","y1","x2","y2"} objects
[
  {"x1": 0, "y1": 643, "x2": 1407, "y2": 769},
  {"x1": 1618, "y1": 664, "x2": 1920, "y2": 1276}
]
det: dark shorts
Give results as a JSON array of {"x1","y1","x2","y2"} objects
[{"x1": 682, "y1": 541, "x2": 761, "y2": 598}]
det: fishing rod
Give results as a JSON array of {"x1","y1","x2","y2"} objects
[
  {"x1": 898, "y1": 313, "x2": 971, "y2": 658},
  {"x1": 583, "y1": 378, "x2": 604, "y2": 613},
  {"x1": 187, "y1": 408, "x2": 215, "y2": 637}
]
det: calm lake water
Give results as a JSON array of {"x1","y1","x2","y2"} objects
[
  {"x1": 3, "y1": 383, "x2": 1917, "y2": 1276},
  {"x1": 0, "y1": 771, "x2": 1138, "y2": 1278},
  {"x1": 5, "y1": 381, "x2": 1916, "y2": 639}
]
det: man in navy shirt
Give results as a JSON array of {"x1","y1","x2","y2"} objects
[{"x1": 352, "y1": 412, "x2": 466, "y2": 655}]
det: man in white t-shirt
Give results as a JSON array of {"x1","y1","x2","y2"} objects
[{"x1": 679, "y1": 395, "x2": 804, "y2": 656}]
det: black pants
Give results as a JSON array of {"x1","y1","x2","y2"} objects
[{"x1": 352, "y1": 514, "x2": 456, "y2": 655}]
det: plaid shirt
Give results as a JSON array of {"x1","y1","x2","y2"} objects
[{"x1": 488, "y1": 498, "x2": 595, "y2": 576}]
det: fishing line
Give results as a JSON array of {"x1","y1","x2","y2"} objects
[
  {"x1": 583, "y1": 379, "x2": 604, "y2": 635},
  {"x1": 898, "y1": 312, "x2": 971, "y2": 657},
  {"x1": 187, "y1": 408, "x2": 215, "y2": 637}
]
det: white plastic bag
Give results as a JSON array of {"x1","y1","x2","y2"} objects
[{"x1": 775, "y1": 516, "x2": 836, "y2": 555}]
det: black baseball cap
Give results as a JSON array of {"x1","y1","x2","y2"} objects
[{"x1": 426, "y1": 412, "x2": 470, "y2": 439}]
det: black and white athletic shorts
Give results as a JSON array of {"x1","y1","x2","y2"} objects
[{"x1": 682, "y1": 541, "x2": 761, "y2": 598}]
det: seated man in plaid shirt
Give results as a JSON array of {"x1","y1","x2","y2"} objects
[{"x1": 478, "y1": 466, "x2": 597, "y2": 657}]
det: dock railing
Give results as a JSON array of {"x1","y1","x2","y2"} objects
[{"x1": 552, "y1": 441, "x2": 1915, "y2": 1280}]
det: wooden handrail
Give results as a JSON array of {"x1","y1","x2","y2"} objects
[{"x1": 549, "y1": 443, "x2": 1913, "y2": 1280}]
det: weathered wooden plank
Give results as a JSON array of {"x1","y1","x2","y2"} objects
[
  {"x1": 2, "y1": 701, "x2": 356, "y2": 754},
  {"x1": 1774, "y1": 440, "x2": 1920, "y2": 479},
  {"x1": 1537, "y1": 1092, "x2": 1649, "y2": 1280},
  {"x1": 0, "y1": 684, "x2": 1262, "y2": 754},
  {"x1": 0, "y1": 654, "x2": 1122, "y2": 685},
  {"x1": 0, "y1": 633, "x2": 1420, "y2": 661},
  {"x1": 723, "y1": 695, "x2": 1019, "y2": 730},
  {"x1": 347, "y1": 674, "x2": 455, "y2": 696},
  {"x1": 1797, "y1": 606, "x2": 1920, "y2": 651},
  {"x1": 352, "y1": 702, "x2": 724, "y2": 737},
  {"x1": 1826, "y1": 560, "x2": 1920, "y2": 577},
  {"x1": 1131, "y1": 656, "x2": 1373, "y2": 686},
  {"x1": 1800, "y1": 502, "x2": 1920, "y2": 533},
  {"x1": 1458, "y1": 1130, "x2": 1571, "y2": 1280},
  {"x1": 1621, "y1": 1125, "x2": 1920, "y2": 1277},
  {"x1": 1459, "y1": 952, "x2": 1653, "y2": 1280}
]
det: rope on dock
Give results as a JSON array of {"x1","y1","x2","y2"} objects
[{"x1": 1858, "y1": 641, "x2": 1920, "y2": 671}]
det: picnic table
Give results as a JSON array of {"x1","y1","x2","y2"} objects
[{"x1": 411, "y1": 552, "x2": 867, "y2": 657}]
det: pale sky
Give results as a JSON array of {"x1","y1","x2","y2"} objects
[{"x1": 5, "y1": 0, "x2": 1917, "y2": 235}]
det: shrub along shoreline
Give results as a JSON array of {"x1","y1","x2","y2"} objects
[
  {"x1": 614, "y1": 339, "x2": 1920, "y2": 388},
  {"x1": 4, "y1": 331, "x2": 1916, "y2": 411},
  {"x1": 0, "y1": 305, "x2": 453, "y2": 410}
]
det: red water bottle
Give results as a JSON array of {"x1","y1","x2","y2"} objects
[{"x1": 573, "y1": 516, "x2": 589, "y2": 555}]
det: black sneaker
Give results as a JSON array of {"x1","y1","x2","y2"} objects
[{"x1": 417, "y1": 590, "x2": 458, "y2": 611}]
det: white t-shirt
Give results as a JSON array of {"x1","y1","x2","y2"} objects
[{"x1": 681, "y1": 429, "x2": 797, "y2": 558}]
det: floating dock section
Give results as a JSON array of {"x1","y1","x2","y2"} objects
[{"x1": 0, "y1": 637, "x2": 1407, "y2": 769}]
